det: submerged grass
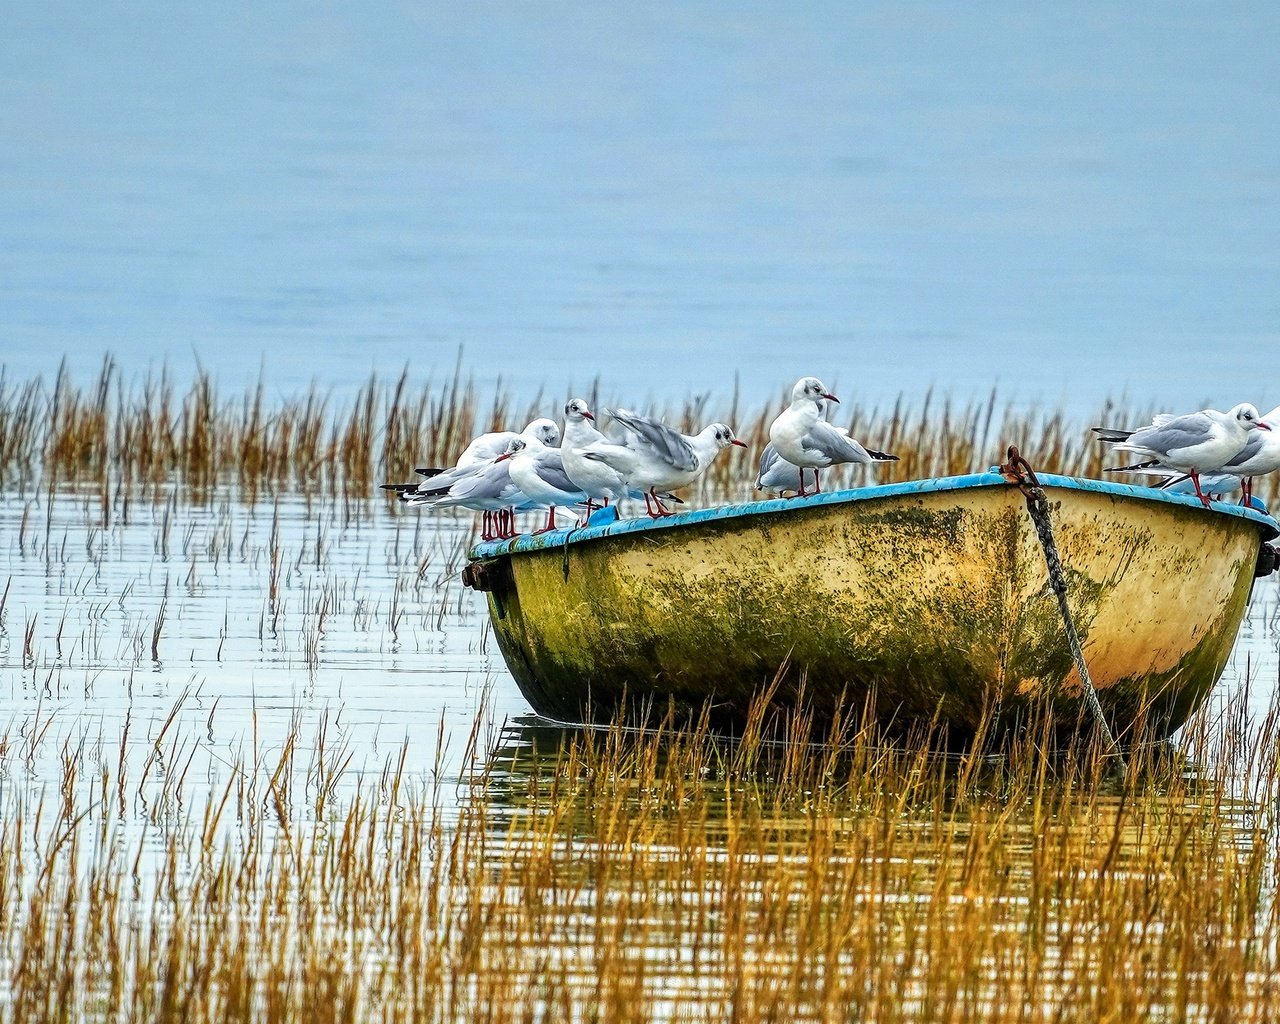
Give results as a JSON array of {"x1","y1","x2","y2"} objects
[
  {"x1": 3, "y1": 686, "x2": 1280, "y2": 1022},
  {"x1": 0, "y1": 360, "x2": 1193, "y2": 507}
]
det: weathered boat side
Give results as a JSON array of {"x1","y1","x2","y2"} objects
[{"x1": 467, "y1": 472, "x2": 1277, "y2": 736}]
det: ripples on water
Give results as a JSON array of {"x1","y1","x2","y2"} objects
[
  {"x1": 2, "y1": 480, "x2": 1279, "y2": 820},
  {"x1": 3, "y1": 484, "x2": 1280, "y2": 1018},
  {"x1": 0, "y1": 485, "x2": 526, "y2": 804}
]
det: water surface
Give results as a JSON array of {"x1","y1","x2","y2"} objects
[{"x1": 3, "y1": 3, "x2": 1278, "y2": 413}]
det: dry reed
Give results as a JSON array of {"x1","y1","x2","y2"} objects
[
  {"x1": 0, "y1": 361, "x2": 1200, "y2": 509},
  {"x1": 2, "y1": 684, "x2": 1279, "y2": 1022}
]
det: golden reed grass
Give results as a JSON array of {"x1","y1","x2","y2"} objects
[
  {"x1": 3, "y1": 685, "x2": 1280, "y2": 1022},
  {"x1": 0, "y1": 358, "x2": 1195, "y2": 506}
]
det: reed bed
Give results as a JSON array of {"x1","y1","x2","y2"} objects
[
  {"x1": 0, "y1": 360, "x2": 1189, "y2": 508},
  {"x1": 2, "y1": 684, "x2": 1280, "y2": 1022}
]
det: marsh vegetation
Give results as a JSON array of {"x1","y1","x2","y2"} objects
[
  {"x1": 0, "y1": 358, "x2": 1177, "y2": 505},
  {"x1": 1, "y1": 363, "x2": 1278, "y2": 1021},
  {"x1": 4, "y1": 689, "x2": 1280, "y2": 1021}
]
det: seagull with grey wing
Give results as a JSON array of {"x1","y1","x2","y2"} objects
[
  {"x1": 380, "y1": 417, "x2": 561, "y2": 500},
  {"x1": 576, "y1": 409, "x2": 747, "y2": 517},
  {"x1": 1147, "y1": 403, "x2": 1280, "y2": 505},
  {"x1": 754, "y1": 443, "x2": 805, "y2": 495},
  {"x1": 506, "y1": 438, "x2": 588, "y2": 534},
  {"x1": 1093, "y1": 402, "x2": 1271, "y2": 508},
  {"x1": 768, "y1": 377, "x2": 898, "y2": 497},
  {"x1": 407, "y1": 437, "x2": 531, "y2": 541}
]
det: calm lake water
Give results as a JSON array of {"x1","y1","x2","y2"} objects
[
  {"x1": 2, "y1": 482, "x2": 1278, "y2": 801},
  {"x1": 3, "y1": 482, "x2": 1280, "y2": 1017},
  {"x1": 3, "y1": 3, "x2": 1279, "y2": 414}
]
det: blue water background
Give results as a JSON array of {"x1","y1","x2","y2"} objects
[{"x1": 2, "y1": 2, "x2": 1278, "y2": 415}]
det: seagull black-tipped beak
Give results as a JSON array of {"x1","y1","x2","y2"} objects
[
  {"x1": 1260, "y1": 421, "x2": 1272, "y2": 431},
  {"x1": 823, "y1": 393, "x2": 840, "y2": 403},
  {"x1": 495, "y1": 453, "x2": 513, "y2": 462},
  {"x1": 583, "y1": 411, "x2": 595, "y2": 421},
  {"x1": 731, "y1": 439, "x2": 748, "y2": 448}
]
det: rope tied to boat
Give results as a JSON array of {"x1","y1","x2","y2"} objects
[{"x1": 1000, "y1": 446, "x2": 1128, "y2": 770}]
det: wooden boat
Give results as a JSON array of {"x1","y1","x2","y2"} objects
[{"x1": 463, "y1": 471, "x2": 1279, "y2": 738}]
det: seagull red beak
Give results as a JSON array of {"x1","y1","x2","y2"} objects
[
  {"x1": 731, "y1": 439, "x2": 748, "y2": 448},
  {"x1": 583, "y1": 411, "x2": 595, "y2": 421},
  {"x1": 1259, "y1": 421, "x2": 1272, "y2": 431},
  {"x1": 496, "y1": 452, "x2": 513, "y2": 462},
  {"x1": 823, "y1": 393, "x2": 840, "y2": 403}
]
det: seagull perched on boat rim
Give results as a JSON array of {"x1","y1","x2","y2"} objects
[
  {"x1": 408, "y1": 437, "x2": 532, "y2": 540},
  {"x1": 768, "y1": 377, "x2": 898, "y2": 497},
  {"x1": 1094, "y1": 403, "x2": 1270, "y2": 508},
  {"x1": 576, "y1": 409, "x2": 747, "y2": 517},
  {"x1": 1151, "y1": 403, "x2": 1280, "y2": 506},
  {"x1": 380, "y1": 417, "x2": 560, "y2": 500},
  {"x1": 503, "y1": 438, "x2": 588, "y2": 534}
]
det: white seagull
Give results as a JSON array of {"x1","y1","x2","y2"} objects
[
  {"x1": 381, "y1": 418, "x2": 560, "y2": 501},
  {"x1": 577, "y1": 409, "x2": 747, "y2": 517},
  {"x1": 1094, "y1": 403, "x2": 1271, "y2": 508},
  {"x1": 506, "y1": 440, "x2": 588, "y2": 534},
  {"x1": 768, "y1": 377, "x2": 898, "y2": 496},
  {"x1": 454, "y1": 418, "x2": 560, "y2": 469},
  {"x1": 1153, "y1": 403, "x2": 1280, "y2": 505},
  {"x1": 409, "y1": 438, "x2": 531, "y2": 540},
  {"x1": 559, "y1": 398, "x2": 629, "y2": 515}
]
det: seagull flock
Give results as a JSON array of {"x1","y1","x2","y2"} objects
[
  {"x1": 381, "y1": 378, "x2": 1280, "y2": 539},
  {"x1": 382, "y1": 376, "x2": 899, "y2": 539}
]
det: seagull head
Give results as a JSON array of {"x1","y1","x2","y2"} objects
[
  {"x1": 495, "y1": 438, "x2": 527, "y2": 462},
  {"x1": 792, "y1": 376, "x2": 838, "y2": 408},
  {"x1": 563, "y1": 398, "x2": 595, "y2": 423},
  {"x1": 710, "y1": 424, "x2": 749, "y2": 450},
  {"x1": 1231, "y1": 403, "x2": 1271, "y2": 432},
  {"x1": 524, "y1": 418, "x2": 561, "y2": 446}
]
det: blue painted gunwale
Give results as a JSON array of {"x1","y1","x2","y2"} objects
[{"x1": 468, "y1": 471, "x2": 1280, "y2": 560}]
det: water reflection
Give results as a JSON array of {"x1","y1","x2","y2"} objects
[
  {"x1": 453, "y1": 709, "x2": 1280, "y2": 1018},
  {"x1": 2, "y1": 479, "x2": 1280, "y2": 1017}
]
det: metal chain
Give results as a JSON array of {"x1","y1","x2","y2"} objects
[{"x1": 1000, "y1": 446, "x2": 1128, "y2": 769}]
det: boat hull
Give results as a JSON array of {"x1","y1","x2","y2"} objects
[{"x1": 468, "y1": 474, "x2": 1276, "y2": 737}]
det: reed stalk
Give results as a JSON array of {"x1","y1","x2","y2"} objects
[
  {"x1": 0, "y1": 362, "x2": 1199, "y2": 507},
  {"x1": 2, "y1": 688, "x2": 1278, "y2": 1022}
]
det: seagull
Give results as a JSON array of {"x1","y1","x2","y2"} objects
[
  {"x1": 768, "y1": 377, "x2": 898, "y2": 496},
  {"x1": 454, "y1": 418, "x2": 560, "y2": 469},
  {"x1": 1094, "y1": 403, "x2": 1271, "y2": 508},
  {"x1": 505, "y1": 440, "x2": 588, "y2": 534},
  {"x1": 1152, "y1": 404, "x2": 1280, "y2": 505},
  {"x1": 754, "y1": 443, "x2": 805, "y2": 495},
  {"x1": 559, "y1": 398, "x2": 629, "y2": 515},
  {"x1": 577, "y1": 410, "x2": 747, "y2": 517},
  {"x1": 409, "y1": 438, "x2": 530, "y2": 540},
  {"x1": 380, "y1": 418, "x2": 560, "y2": 500}
]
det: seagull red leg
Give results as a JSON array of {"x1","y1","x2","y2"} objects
[
  {"x1": 1191, "y1": 472, "x2": 1212, "y2": 509},
  {"x1": 534, "y1": 506, "x2": 557, "y2": 534}
]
